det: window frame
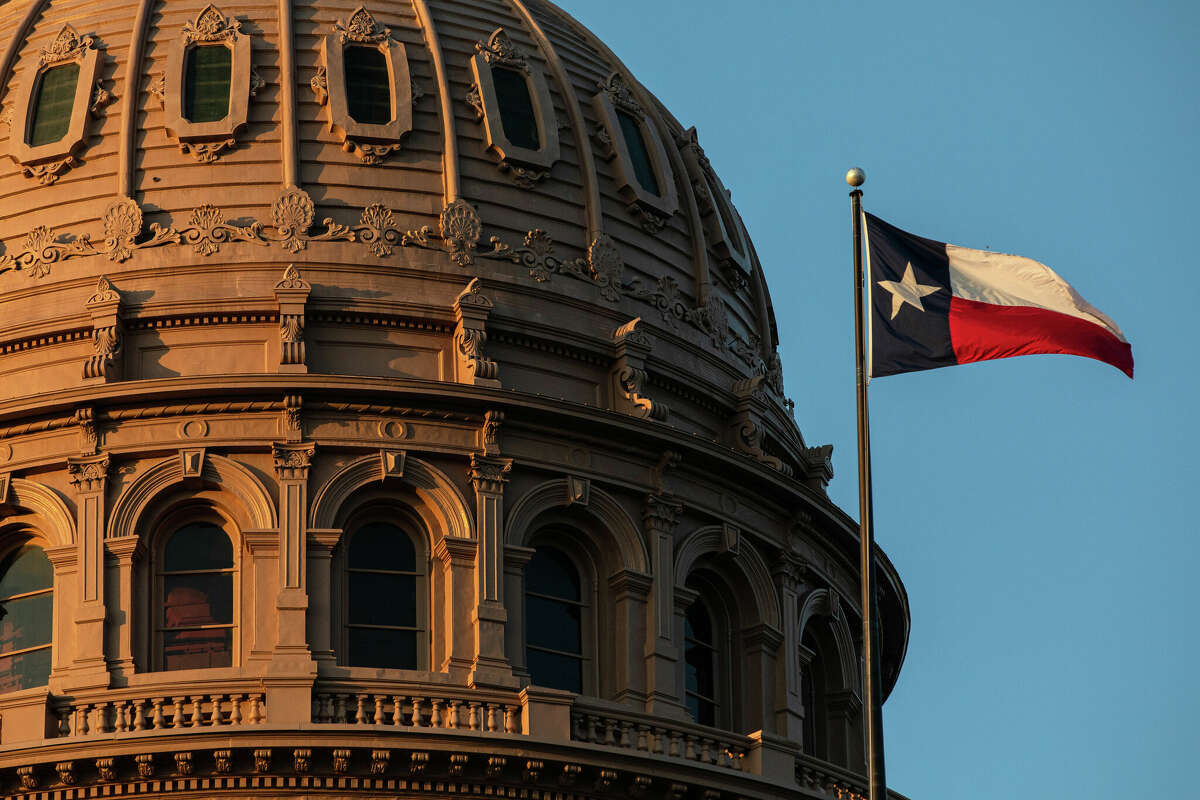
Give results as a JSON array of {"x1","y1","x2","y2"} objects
[
  {"x1": 6, "y1": 24, "x2": 105, "y2": 184},
  {"x1": 592, "y1": 71, "x2": 678, "y2": 230},
  {"x1": 162, "y1": 5, "x2": 255, "y2": 163},
  {"x1": 152, "y1": 509, "x2": 240, "y2": 672},
  {"x1": 314, "y1": 6, "x2": 413, "y2": 165},
  {"x1": 522, "y1": 539, "x2": 595, "y2": 695},
  {"x1": 468, "y1": 27, "x2": 560, "y2": 185},
  {"x1": 683, "y1": 596, "x2": 720, "y2": 726},
  {"x1": 334, "y1": 506, "x2": 429, "y2": 672},
  {"x1": 0, "y1": 538, "x2": 54, "y2": 693}
]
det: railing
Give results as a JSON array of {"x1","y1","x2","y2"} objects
[
  {"x1": 569, "y1": 698, "x2": 751, "y2": 771},
  {"x1": 53, "y1": 691, "x2": 266, "y2": 737},
  {"x1": 312, "y1": 685, "x2": 522, "y2": 734}
]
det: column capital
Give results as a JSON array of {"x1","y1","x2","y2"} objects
[
  {"x1": 469, "y1": 454, "x2": 512, "y2": 494},
  {"x1": 643, "y1": 492, "x2": 682, "y2": 532},
  {"x1": 103, "y1": 536, "x2": 144, "y2": 563},
  {"x1": 67, "y1": 453, "x2": 110, "y2": 494},
  {"x1": 435, "y1": 536, "x2": 478, "y2": 566},
  {"x1": 272, "y1": 441, "x2": 315, "y2": 480}
]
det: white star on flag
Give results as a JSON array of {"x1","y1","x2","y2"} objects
[{"x1": 877, "y1": 262, "x2": 942, "y2": 320}]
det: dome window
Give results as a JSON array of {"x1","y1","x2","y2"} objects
[
  {"x1": 313, "y1": 6, "x2": 414, "y2": 165},
  {"x1": 343, "y1": 522, "x2": 424, "y2": 669},
  {"x1": 158, "y1": 522, "x2": 236, "y2": 671},
  {"x1": 616, "y1": 108, "x2": 659, "y2": 196},
  {"x1": 592, "y1": 72, "x2": 678, "y2": 232},
  {"x1": 524, "y1": 546, "x2": 584, "y2": 693},
  {"x1": 5, "y1": 24, "x2": 107, "y2": 184},
  {"x1": 161, "y1": 5, "x2": 258, "y2": 163},
  {"x1": 182, "y1": 44, "x2": 232, "y2": 123},
  {"x1": 467, "y1": 28, "x2": 559, "y2": 186},
  {"x1": 28, "y1": 63, "x2": 80, "y2": 147},
  {"x1": 344, "y1": 45, "x2": 392, "y2": 125},
  {"x1": 0, "y1": 544, "x2": 53, "y2": 692}
]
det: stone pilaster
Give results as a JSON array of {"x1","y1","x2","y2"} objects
[
  {"x1": 609, "y1": 568, "x2": 651, "y2": 704},
  {"x1": 270, "y1": 441, "x2": 316, "y2": 669},
  {"x1": 772, "y1": 553, "x2": 806, "y2": 739},
  {"x1": 434, "y1": 536, "x2": 478, "y2": 679},
  {"x1": 66, "y1": 453, "x2": 110, "y2": 688},
  {"x1": 468, "y1": 453, "x2": 516, "y2": 688},
  {"x1": 741, "y1": 622, "x2": 784, "y2": 735},
  {"x1": 305, "y1": 529, "x2": 341, "y2": 675},
  {"x1": 102, "y1": 536, "x2": 143, "y2": 684},
  {"x1": 502, "y1": 544, "x2": 535, "y2": 679},
  {"x1": 643, "y1": 492, "x2": 686, "y2": 717}
]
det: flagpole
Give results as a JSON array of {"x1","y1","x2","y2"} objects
[{"x1": 847, "y1": 166, "x2": 887, "y2": 800}]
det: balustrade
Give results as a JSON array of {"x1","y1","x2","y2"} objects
[
  {"x1": 569, "y1": 701, "x2": 750, "y2": 771},
  {"x1": 53, "y1": 692, "x2": 265, "y2": 737},
  {"x1": 312, "y1": 689, "x2": 520, "y2": 734}
]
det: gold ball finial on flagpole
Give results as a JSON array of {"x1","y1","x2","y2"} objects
[{"x1": 846, "y1": 167, "x2": 866, "y2": 187}]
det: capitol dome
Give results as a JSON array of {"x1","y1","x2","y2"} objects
[{"x1": 0, "y1": 1, "x2": 909, "y2": 798}]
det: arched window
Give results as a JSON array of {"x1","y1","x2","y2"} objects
[
  {"x1": 492, "y1": 66, "x2": 539, "y2": 151},
  {"x1": 159, "y1": 523, "x2": 235, "y2": 670},
  {"x1": 524, "y1": 546, "x2": 584, "y2": 693},
  {"x1": 684, "y1": 598, "x2": 719, "y2": 725},
  {"x1": 800, "y1": 628, "x2": 828, "y2": 759},
  {"x1": 28, "y1": 63, "x2": 80, "y2": 147},
  {"x1": 183, "y1": 45, "x2": 232, "y2": 123},
  {"x1": 344, "y1": 45, "x2": 391, "y2": 125},
  {"x1": 616, "y1": 109, "x2": 660, "y2": 196},
  {"x1": 344, "y1": 522, "x2": 422, "y2": 669},
  {"x1": 0, "y1": 544, "x2": 52, "y2": 692}
]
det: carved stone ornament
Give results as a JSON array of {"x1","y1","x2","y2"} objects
[
  {"x1": 453, "y1": 278, "x2": 499, "y2": 386},
  {"x1": 94, "y1": 757, "x2": 115, "y2": 782},
  {"x1": 135, "y1": 753, "x2": 154, "y2": 778},
  {"x1": 332, "y1": 749, "x2": 352, "y2": 773},
  {"x1": 7, "y1": 25, "x2": 105, "y2": 184},
  {"x1": 318, "y1": 7, "x2": 413, "y2": 165},
  {"x1": 182, "y1": 4, "x2": 241, "y2": 44},
  {"x1": 273, "y1": 442, "x2": 315, "y2": 479},
  {"x1": 370, "y1": 749, "x2": 390, "y2": 774},
  {"x1": 482, "y1": 409, "x2": 503, "y2": 456},
  {"x1": 589, "y1": 234, "x2": 625, "y2": 301},
  {"x1": 441, "y1": 200, "x2": 483, "y2": 267},
  {"x1": 54, "y1": 761, "x2": 75, "y2": 786},
  {"x1": 469, "y1": 28, "x2": 559, "y2": 187},
  {"x1": 68, "y1": 454, "x2": 110, "y2": 493},
  {"x1": 75, "y1": 407, "x2": 99, "y2": 455},
  {"x1": 174, "y1": 751, "x2": 193, "y2": 776},
  {"x1": 293, "y1": 748, "x2": 311, "y2": 773},
  {"x1": 677, "y1": 126, "x2": 753, "y2": 281},
  {"x1": 253, "y1": 749, "x2": 271, "y2": 773},
  {"x1": 164, "y1": 6, "x2": 254, "y2": 162},
  {"x1": 84, "y1": 275, "x2": 122, "y2": 381},
  {"x1": 597, "y1": 71, "x2": 643, "y2": 115},
  {"x1": 335, "y1": 5, "x2": 390, "y2": 43},
  {"x1": 213, "y1": 749, "x2": 233, "y2": 774},
  {"x1": 17, "y1": 766, "x2": 37, "y2": 790}
]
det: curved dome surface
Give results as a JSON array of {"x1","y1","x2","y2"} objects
[{"x1": 0, "y1": 0, "x2": 791, "y2": 458}]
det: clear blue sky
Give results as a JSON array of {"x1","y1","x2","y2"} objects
[{"x1": 556, "y1": 1, "x2": 1196, "y2": 797}]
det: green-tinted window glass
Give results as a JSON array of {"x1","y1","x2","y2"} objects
[
  {"x1": 28, "y1": 63, "x2": 79, "y2": 147},
  {"x1": 345, "y1": 46, "x2": 391, "y2": 125},
  {"x1": 617, "y1": 109, "x2": 660, "y2": 196},
  {"x1": 184, "y1": 45, "x2": 232, "y2": 123},
  {"x1": 0, "y1": 545, "x2": 53, "y2": 693},
  {"x1": 492, "y1": 66, "x2": 539, "y2": 150}
]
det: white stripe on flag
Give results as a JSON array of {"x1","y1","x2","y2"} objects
[{"x1": 945, "y1": 244, "x2": 1127, "y2": 342}]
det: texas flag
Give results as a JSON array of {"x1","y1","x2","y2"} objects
[{"x1": 865, "y1": 213, "x2": 1133, "y2": 379}]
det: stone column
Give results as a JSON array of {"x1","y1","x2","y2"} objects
[
  {"x1": 66, "y1": 454, "x2": 110, "y2": 689},
  {"x1": 773, "y1": 554, "x2": 805, "y2": 739},
  {"x1": 741, "y1": 622, "x2": 784, "y2": 735},
  {"x1": 609, "y1": 569, "x2": 651, "y2": 705},
  {"x1": 643, "y1": 493, "x2": 686, "y2": 717},
  {"x1": 270, "y1": 442, "x2": 316, "y2": 669},
  {"x1": 306, "y1": 529, "x2": 341, "y2": 675},
  {"x1": 434, "y1": 536, "x2": 478, "y2": 680},
  {"x1": 502, "y1": 544, "x2": 535, "y2": 678},
  {"x1": 103, "y1": 536, "x2": 143, "y2": 684},
  {"x1": 468, "y1": 454, "x2": 516, "y2": 688}
]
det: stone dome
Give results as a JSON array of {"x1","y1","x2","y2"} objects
[
  {"x1": 0, "y1": 0, "x2": 797, "y2": 461},
  {"x1": 0, "y1": 2, "x2": 909, "y2": 799}
]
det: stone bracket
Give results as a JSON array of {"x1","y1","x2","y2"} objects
[
  {"x1": 83, "y1": 276, "x2": 122, "y2": 383},
  {"x1": 728, "y1": 375, "x2": 787, "y2": 473},
  {"x1": 610, "y1": 318, "x2": 667, "y2": 421},
  {"x1": 274, "y1": 265, "x2": 311, "y2": 373},
  {"x1": 453, "y1": 278, "x2": 500, "y2": 387}
]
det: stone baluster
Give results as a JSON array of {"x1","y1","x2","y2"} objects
[
  {"x1": 190, "y1": 696, "x2": 202, "y2": 727},
  {"x1": 411, "y1": 696, "x2": 423, "y2": 727},
  {"x1": 249, "y1": 693, "x2": 264, "y2": 723},
  {"x1": 230, "y1": 694, "x2": 243, "y2": 726},
  {"x1": 355, "y1": 694, "x2": 367, "y2": 725},
  {"x1": 430, "y1": 698, "x2": 442, "y2": 728},
  {"x1": 151, "y1": 698, "x2": 165, "y2": 729},
  {"x1": 446, "y1": 699, "x2": 459, "y2": 729},
  {"x1": 374, "y1": 694, "x2": 385, "y2": 725},
  {"x1": 171, "y1": 696, "x2": 185, "y2": 728},
  {"x1": 133, "y1": 700, "x2": 146, "y2": 731},
  {"x1": 468, "y1": 701, "x2": 481, "y2": 731},
  {"x1": 391, "y1": 696, "x2": 404, "y2": 726}
]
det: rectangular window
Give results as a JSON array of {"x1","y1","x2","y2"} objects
[
  {"x1": 28, "y1": 63, "x2": 79, "y2": 147},
  {"x1": 345, "y1": 45, "x2": 392, "y2": 125},
  {"x1": 184, "y1": 45, "x2": 232, "y2": 123},
  {"x1": 617, "y1": 109, "x2": 660, "y2": 196},
  {"x1": 492, "y1": 66, "x2": 539, "y2": 150}
]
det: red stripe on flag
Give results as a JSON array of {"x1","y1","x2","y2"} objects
[{"x1": 948, "y1": 297, "x2": 1133, "y2": 377}]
